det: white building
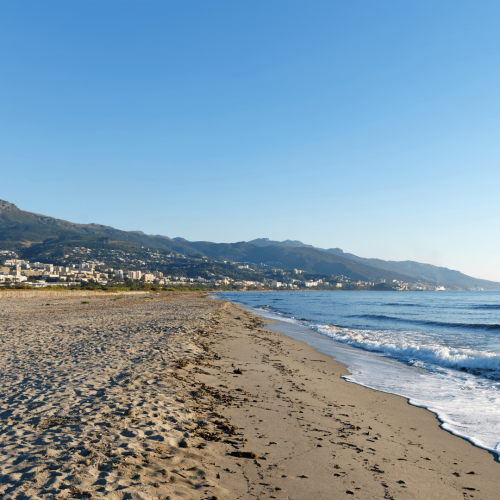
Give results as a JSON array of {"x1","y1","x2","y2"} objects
[
  {"x1": 304, "y1": 281, "x2": 318, "y2": 287},
  {"x1": 0, "y1": 275, "x2": 27, "y2": 283}
]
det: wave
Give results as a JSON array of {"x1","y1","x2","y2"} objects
[
  {"x1": 254, "y1": 306, "x2": 500, "y2": 375},
  {"x1": 473, "y1": 304, "x2": 500, "y2": 310},
  {"x1": 353, "y1": 314, "x2": 500, "y2": 331},
  {"x1": 316, "y1": 324, "x2": 500, "y2": 377},
  {"x1": 225, "y1": 294, "x2": 500, "y2": 377},
  {"x1": 385, "y1": 303, "x2": 425, "y2": 307}
]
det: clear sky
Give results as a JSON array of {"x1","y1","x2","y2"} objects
[{"x1": 1, "y1": 1, "x2": 499, "y2": 281}]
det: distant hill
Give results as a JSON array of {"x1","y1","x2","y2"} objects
[
  {"x1": 247, "y1": 237, "x2": 500, "y2": 290},
  {"x1": 248, "y1": 238, "x2": 315, "y2": 248},
  {"x1": 324, "y1": 248, "x2": 496, "y2": 290},
  {"x1": 1, "y1": 199, "x2": 499, "y2": 290},
  {"x1": 182, "y1": 241, "x2": 417, "y2": 282},
  {"x1": 0, "y1": 199, "x2": 197, "y2": 257}
]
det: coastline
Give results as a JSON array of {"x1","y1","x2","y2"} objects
[
  {"x1": 207, "y1": 299, "x2": 499, "y2": 499},
  {"x1": 239, "y1": 303, "x2": 500, "y2": 460},
  {"x1": 0, "y1": 292, "x2": 498, "y2": 499}
]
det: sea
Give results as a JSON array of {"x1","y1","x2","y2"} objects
[{"x1": 217, "y1": 291, "x2": 500, "y2": 458}]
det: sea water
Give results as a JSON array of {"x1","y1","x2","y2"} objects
[{"x1": 217, "y1": 291, "x2": 500, "y2": 458}]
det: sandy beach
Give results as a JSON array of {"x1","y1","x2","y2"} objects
[{"x1": 0, "y1": 292, "x2": 498, "y2": 499}]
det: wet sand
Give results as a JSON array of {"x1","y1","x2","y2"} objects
[{"x1": 0, "y1": 292, "x2": 498, "y2": 499}]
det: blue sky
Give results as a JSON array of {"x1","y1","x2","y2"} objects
[{"x1": 1, "y1": 1, "x2": 499, "y2": 280}]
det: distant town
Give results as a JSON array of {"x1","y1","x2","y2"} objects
[{"x1": 0, "y1": 248, "x2": 447, "y2": 291}]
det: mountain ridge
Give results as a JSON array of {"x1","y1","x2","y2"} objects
[
  {"x1": 244, "y1": 237, "x2": 497, "y2": 290},
  {"x1": 1, "y1": 200, "x2": 498, "y2": 290}
]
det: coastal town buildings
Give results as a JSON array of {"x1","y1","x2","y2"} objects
[{"x1": 0, "y1": 248, "x2": 438, "y2": 291}]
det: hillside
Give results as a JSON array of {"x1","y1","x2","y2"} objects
[
  {"x1": 1, "y1": 200, "x2": 499, "y2": 289},
  {"x1": 0, "y1": 200, "x2": 197, "y2": 255},
  {"x1": 323, "y1": 248, "x2": 496, "y2": 290},
  {"x1": 1, "y1": 201, "x2": 414, "y2": 282},
  {"x1": 247, "y1": 236, "x2": 500, "y2": 291},
  {"x1": 183, "y1": 241, "x2": 417, "y2": 282},
  {"x1": 248, "y1": 238, "x2": 315, "y2": 249}
]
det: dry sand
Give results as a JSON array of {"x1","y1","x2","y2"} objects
[{"x1": 0, "y1": 292, "x2": 498, "y2": 499}]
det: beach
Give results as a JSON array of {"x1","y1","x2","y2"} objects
[{"x1": 0, "y1": 292, "x2": 498, "y2": 499}]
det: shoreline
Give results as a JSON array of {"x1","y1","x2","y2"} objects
[
  {"x1": 246, "y1": 306, "x2": 500, "y2": 463},
  {"x1": 218, "y1": 290, "x2": 500, "y2": 460},
  {"x1": 207, "y1": 299, "x2": 499, "y2": 499},
  {"x1": 0, "y1": 292, "x2": 498, "y2": 499}
]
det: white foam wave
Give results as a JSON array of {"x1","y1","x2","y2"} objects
[
  {"x1": 255, "y1": 306, "x2": 303, "y2": 324},
  {"x1": 316, "y1": 324, "x2": 500, "y2": 375},
  {"x1": 220, "y1": 295, "x2": 500, "y2": 457}
]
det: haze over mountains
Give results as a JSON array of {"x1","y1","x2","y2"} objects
[
  {"x1": 1, "y1": 199, "x2": 499, "y2": 290},
  {"x1": 248, "y1": 238, "x2": 495, "y2": 291}
]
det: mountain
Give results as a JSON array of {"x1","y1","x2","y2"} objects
[
  {"x1": 0, "y1": 200, "x2": 200, "y2": 256},
  {"x1": 1, "y1": 199, "x2": 499, "y2": 289},
  {"x1": 182, "y1": 241, "x2": 417, "y2": 282},
  {"x1": 324, "y1": 248, "x2": 495, "y2": 290},
  {"x1": 248, "y1": 238, "x2": 315, "y2": 249},
  {"x1": 0, "y1": 201, "x2": 412, "y2": 282},
  {"x1": 245, "y1": 238, "x2": 500, "y2": 290}
]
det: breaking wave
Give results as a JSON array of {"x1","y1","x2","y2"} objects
[
  {"x1": 352, "y1": 314, "x2": 500, "y2": 331},
  {"x1": 316, "y1": 324, "x2": 500, "y2": 377}
]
